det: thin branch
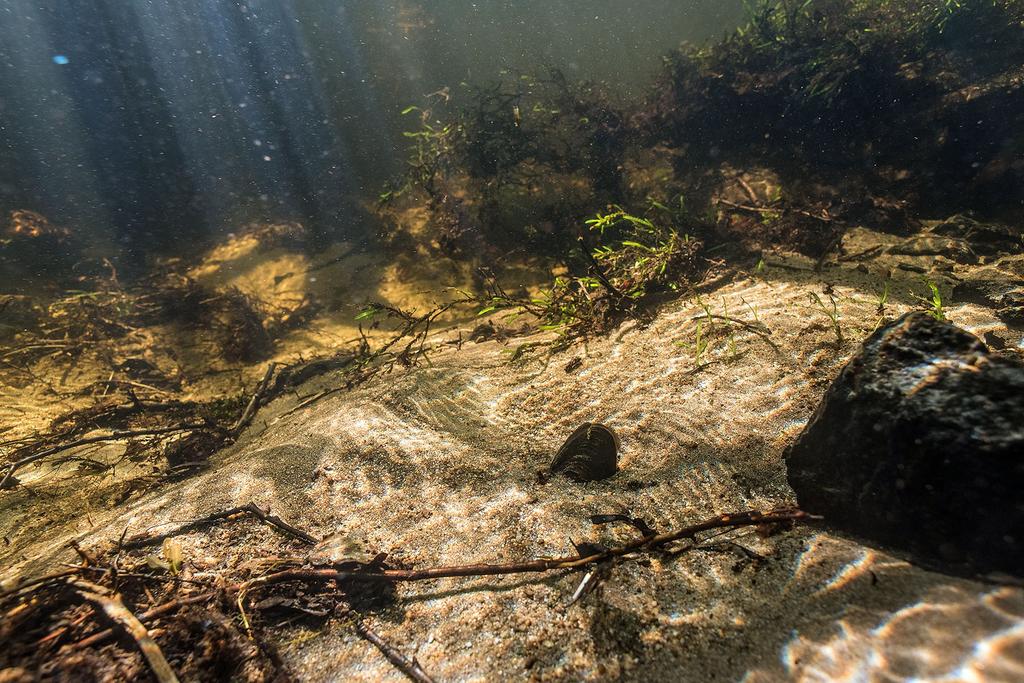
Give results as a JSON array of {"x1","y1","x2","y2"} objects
[
  {"x1": 230, "y1": 363, "x2": 277, "y2": 437},
  {"x1": 0, "y1": 424, "x2": 207, "y2": 490},
  {"x1": 73, "y1": 580, "x2": 180, "y2": 683},
  {"x1": 716, "y1": 198, "x2": 832, "y2": 222},
  {"x1": 343, "y1": 608, "x2": 437, "y2": 683},
  {"x1": 121, "y1": 501, "x2": 317, "y2": 549},
  {"x1": 73, "y1": 592, "x2": 215, "y2": 649},
  {"x1": 245, "y1": 508, "x2": 811, "y2": 589}
]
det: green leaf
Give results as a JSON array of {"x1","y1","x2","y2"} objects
[
  {"x1": 477, "y1": 306, "x2": 497, "y2": 316},
  {"x1": 355, "y1": 307, "x2": 378, "y2": 321},
  {"x1": 400, "y1": 105, "x2": 420, "y2": 115}
]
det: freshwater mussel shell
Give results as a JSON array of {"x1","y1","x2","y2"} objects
[{"x1": 550, "y1": 423, "x2": 619, "y2": 482}]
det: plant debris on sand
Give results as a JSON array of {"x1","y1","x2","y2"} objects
[
  {"x1": 0, "y1": 505, "x2": 810, "y2": 682},
  {"x1": 2, "y1": 1, "x2": 1023, "y2": 680}
]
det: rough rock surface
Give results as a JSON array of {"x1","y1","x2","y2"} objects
[{"x1": 786, "y1": 312, "x2": 1024, "y2": 577}]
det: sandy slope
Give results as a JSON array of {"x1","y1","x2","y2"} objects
[{"x1": 2, "y1": 227, "x2": 1022, "y2": 681}]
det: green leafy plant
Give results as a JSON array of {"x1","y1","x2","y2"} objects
[
  {"x1": 470, "y1": 206, "x2": 706, "y2": 351},
  {"x1": 912, "y1": 279, "x2": 947, "y2": 321},
  {"x1": 809, "y1": 290, "x2": 843, "y2": 344},
  {"x1": 871, "y1": 281, "x2": 891, "y2": 331},
  {"x1": 722, "y1": 298, "x2": 739, "y2": 360},
  {"x1": 693, "y1": 321, "x2": 709, "y2": 367}
]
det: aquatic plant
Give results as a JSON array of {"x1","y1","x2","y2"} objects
[
  {"x1": 644, "y1": 0, "x2": 1024, "y2": 219},
  {"x1": 472, "y1": 206, "x2": 706, "y2": 349},
  {"x1": 808, "y1": 289, "x2": 843, "y2": 345},
  {"x1": 911, "y1": 279, "x2": 947, "y2": 321},
  {"x1": 378, "y1": 68, "x2": 632, "y2": 258},
  {"x1": 872, "y1": 281, "x2": 891, "y2": 331},
  {"x1": 722, "y1": 298, "x2": 740, "y2": 360},
  {"x1": 693, "y1": 320, "x2": 709, "y2": 367}
]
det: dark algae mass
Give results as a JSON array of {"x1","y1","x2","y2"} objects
[{"x1": 1, "y1": 2, "x2": 1023, "y2": 681}]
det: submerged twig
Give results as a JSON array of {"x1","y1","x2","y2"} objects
[
  {"x1": 716, "y1": 198, "x2": 832, "y2": 222},
  {"x1": 73, "y1": 593, "x2": 215, "y2": 650},
  {"x1": 230, "y1": 364, "x2": 277, "y2": 437},
  {"x1": 244, "y1": 507, "x2": 810, "y2": 589},
  {"x1": 6, "y1": 506, "x2": 811, "y2": 683},
  {"x1": 343, "y1": 608, "x2": 438, "y2": 683},
  {"x1": 122, "y1": 501, "x2": 317, "y2": 549},
  {"x1": 0, "y1": 424, "x2": 207, "y2": 490},
  {"x1": 73, "y1": 580, "x2": 180, "y2": 683}
]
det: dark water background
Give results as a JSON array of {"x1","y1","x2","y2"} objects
[{"x1": 0, "y1": 0, "x2": 743, "y2": 257}]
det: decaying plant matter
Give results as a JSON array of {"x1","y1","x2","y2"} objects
[{"x1": 0, "y1": 503, "x2": 812, "y2": 681}]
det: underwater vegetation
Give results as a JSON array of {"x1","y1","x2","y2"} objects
[
  {"x1": 376, "y1": 0, "x2": 1023, "y2": 347},
  {"x1": 378, "y1": 68, "x2": 631, "y2": 257},
  {"x1": 643, "y1": 0, "x2": 1024, "y2": 219},
  {"x1": 1, "y1": 3, "x2": 1023, "y2": 680}
]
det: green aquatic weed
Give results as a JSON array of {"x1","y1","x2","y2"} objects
[
  {"x1": 808, "y1": 290, "x2": 843, "y2": 344},
  {"x1": 722, "y1": 298, "x2": 739, "y2": 360},
  {"x1": 912, "y1": 279, "x2": 946, "y2": 321},
  {"x1": 693, "y1": 321, "x2": 709, "y2": 367}
]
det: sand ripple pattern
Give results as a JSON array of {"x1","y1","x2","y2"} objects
[{"x1": 5, "y1": 274, "x2": 1021, "y2": 682}]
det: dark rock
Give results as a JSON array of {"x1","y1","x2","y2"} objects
[
  {"x1": 0, "y1": 295, "x2": 40, "y2": 340},
  {"x1": 953, "y1": 271, "x2": 1024, "y2": 327},
  {"x1": 930, "y1": 215, "x2": 1023, "y2": 257},
  {"x1": 785, "y1": 312, "x2": 1024, "y2": 578}
]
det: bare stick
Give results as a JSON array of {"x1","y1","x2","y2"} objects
[
  {"x1": 74, "y1": 592, "x2": 215, "y2": 649},
  {"x1": 716, "y1": 198, "x2": 832, "y2": 222},
  {"x1": 276, "y1": 387, "x2": 343, "y2": 420},
  {"x1": 230, "y1": 364, "x2": 277, "y2": 437},
  {"x1": 246, "y1": 508, "x2": 811, "y2": 589},
  {"x1": 122, "y1": 501, "x2": 317, "y2": 549},
  {"x1": 0, "y1": 569, "x2": 80, "y2": 599},
  {"x1": 0, "y1": 424, "x2": 207, "y2": 490},
  {"x1": 343, "y1": 609, "x2": 437, "y2": 683},
  {"x1": 736, "y1": 176, "x2": 759, "y2": 204},
  {"x1": 74, "y1": 580, "x2": 180, "y2": 683}
]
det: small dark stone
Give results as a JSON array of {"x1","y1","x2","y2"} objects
[
  {"x1": 983, "y1": 331, "x2": 1007, "y2": 350},
  {"x1": 0, "y1": 295, "x2": 40, "y2": 340},
  {"x1": 785, "y1": 312, "x2": 1024, "y2": 578},
  {"x1": 550, "y1": 423, "x2": 619, "y2": 482}
]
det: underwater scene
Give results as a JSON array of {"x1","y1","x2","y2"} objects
[{"x1": 1, "y1": 1, "x2": 1023, "y2": 680}]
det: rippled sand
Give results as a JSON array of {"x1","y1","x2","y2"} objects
[{"x1": 2, "y1": 230, "x2": 1022, "y2": 681}]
